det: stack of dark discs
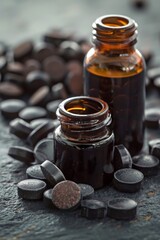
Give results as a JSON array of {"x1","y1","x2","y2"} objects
[{"x1": 1, "y1": 26, "x2": 160, "y2": 221}]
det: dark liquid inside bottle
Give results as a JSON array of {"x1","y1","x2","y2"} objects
[
  {"x1": 54, "y1": 130, "x2": 114, "y2": 189},
  {"x1": 84, "y1": 70, "x2": 145, "y2": 156}
]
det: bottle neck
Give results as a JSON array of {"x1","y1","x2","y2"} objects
[
  {"x1": 56, "y1": 96, "x2": 112, "y2": 143},
  {"x1": 92, "y1": 15, "x2": 138, "y2": 51}
]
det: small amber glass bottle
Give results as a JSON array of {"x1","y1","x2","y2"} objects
[
  {"x1": 84, "y1": 15, "x2": 146, "y2": 156},
  {"x1": 54, "y1": 96, "x2": 114, "y2": 189}
]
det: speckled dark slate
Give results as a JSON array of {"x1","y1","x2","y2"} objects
[{"x1": 1, "y1": 1, "x2": 160, "y2": 239}]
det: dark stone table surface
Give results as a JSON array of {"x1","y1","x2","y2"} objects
[{"x1": 0, "y1": 0, "x2": 160, "y2": 239}]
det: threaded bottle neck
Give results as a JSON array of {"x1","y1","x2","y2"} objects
[
  {"x1": 56, "y1": 96, "x2": 112, "y2": 142},
  {"x1": 92, "y1": 15, "x2": 138, "y2": 48}
]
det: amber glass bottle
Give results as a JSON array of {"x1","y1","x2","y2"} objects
[
  {"x1": 84, "y1": 15, "x2": 146, "y2": 156},
  {"x1": 54, "y1": 96, "x2": 114, "y2": 189}
]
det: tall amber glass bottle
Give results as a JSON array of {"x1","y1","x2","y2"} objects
[{"x1": 84, "y1": 15, "x2": 146, "y2": 156}]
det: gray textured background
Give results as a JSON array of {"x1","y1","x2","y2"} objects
[{"x1": 0, "y1": 0, "x2": 160, "y2": 239}]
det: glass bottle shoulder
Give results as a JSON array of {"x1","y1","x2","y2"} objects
[{"x1": 84, "y1": 47, "x2": 146, "y2": 78}]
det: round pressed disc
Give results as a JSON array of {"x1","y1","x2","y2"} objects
[
  {"x1": 113, "y1": 168, "x2": 144, "y2": 193},
  {"x1": 107, "y1": 198, "x2": 137, "y2": 220},
  {"x1": 78, "y1": 184, "x2": 94, "y2": 199},
  {"x1": 34, "y1": 138, "x2": 54, "y2": 163},
  {"x1": 81, "y1": 199, "x2": 106, "y2": 219},
  {"x1": 17, "y1": 179, "x2": 46, "y2": 200},
  {"x1": 132, "y1": 154, "x2": 159, "y2": 176}
]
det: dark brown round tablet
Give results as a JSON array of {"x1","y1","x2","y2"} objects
[
  {"x1": 145, "y1": 108, "x2": 160, "y2": 128},
  {"x1": 43, "y1": 56, "x2": 66, "y2": 82},
  {"x1": 25, "y1": 59, "x2": 41, "y2": 75},
  {"x1": 13, "y1": 40, "x2": 33, "y2": 61},
  {"x1": 34, "y1": 42, "x2": 56, "y2": 62},
  {"x1": 43, "y1": 189, "x2": 54, "y2": 208},
  {"x1": 46, "y1": 100, "x2": 62, "y2": 119},
  {"x1": 8, "y1": 146, "x2": 35, "y2": 164},
  {"x1": 151, "y1": 144, "x2": 160, "y2": 161},
  {"x1": 107, "y1": 198, "x2": 137, "y2": 220},
  {"x1": 52, "y1": 180, "x2": 81, "y2": 210},
  {"x1": 59, "y1": 40, "x2": 83, "y2": 61},
  {"x1": 4, "y1": 73, "x2": 25, "y2": 88},
  {"x1": 81, "y1": 199, "x2": 106, "y2": 219},
  {"x1": 29, "y1": 86, "x2": 50, "y2": 106},
  {"x1": 41, "y1": 160, "x2": 65, "y2": 187},
  {"x1": 30, "y1": 118, "x2": 52, "y2": 129},
  {"x1": 67, "y1": 60, "x2": 83, "y2": 75},
  {"x1": 19, "y1": 106, "x2": 47, "y2": 122},
  {"x1": 34, "y1": 138, "x2": 54, "y2": 163},
  {"x1": 148, "y1": 138, "x2": 160, "y2": 153},
  {"x1": 0, "y1": 82, "x2": 24, "y2": 99},
  {"x1": 51, "y1": 83, "x2": 68, "y2": 100},
  {"x1": 78, "y1": 184, "x2": 94, "y2": 199},
  {"x1": 0, "y1": 99, "x2": 26, "y2": 119},
  {"x1": 17, "y1": 179, "x2": 46, "y2": 200},
  {"x1": 113, "y1": 144, "x2": 132, "y2": 171},
  {"x1": 10, "y1": 118, "x2": 33, "y2": 139},
  {"x1": 7, "y1": 62, "x2": 25, "y2": 76},
  {"x1": 65, "y1": 72, "x2": 83, "y2": 95},
  {"x1": 43, "y1": 29, "x2": 72, "y2": 46},
  {"x1": 26, "y1": 70, "x2": 50, "y2": 93},
  {"x1": 26, "y1": 164, "x2": 46, "y2": 181},
  {"x1": 113, "y1": 168, "x2": 144, "y2": 193},
  {"x1": 28, "y1": 121, "x2": 55, "y2": 147},
  {"x1": 132, "y1": 154, "x2": 159, "y2": 176}
]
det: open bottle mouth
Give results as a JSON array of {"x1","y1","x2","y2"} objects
[
  {"x1": 92, "y1": 15, "x2": 137, "y2": 46},
  {"x1": 56, "y1": 96, "x2": 112, "y2": 142}
]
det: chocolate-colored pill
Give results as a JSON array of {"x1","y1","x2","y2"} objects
[
  {"x1": 81, "y1": 199, "x2": 106, "y2": 219},
  {"x1": 78, "y1": 184, "x2": 94, "y2": 199},
  {"x1": 34, "y1": 138, "x2": 54, "y2": 163},
  {"x1": 151, "y1": 143, "x2": 160, "y2": 161},
  {"x1": 43, "y1": 56, "x2": 66, "y2": 83},
  {"x1": 34, "y1": 42, "x2": 56, "y2": 62},
  {"x1": 51, "y1": 83, "x2": 68, "y2": 100},
  {"x1": 30, "y1": 118, "x2": 52, "y2": 129},
  {"x1": 0, "y1": 82, "x2": 24, "y2": 99},
  {"x1": 43, "y1": 189, "x2": 54, "y2": 208},
  {"x1": 59, "y1": 40, "x2": 83, "y2": 61},
  {"x1": 19, "y1": 106, "x2": 47, "y2": 122},
  {"x1": 132, "y1": 154, "x2": 159, "y2": 176},
  {"x1": 10, "y1": 118, "x2": 33, "y2": 139},
  {"x1": 46, "y1": 100, "x2": 62, "y2": 119},
  {"x1": 26, "y1": 164, "x2": 46, "y2": 181},
  {"x1": 17, "y1": 179, "x2": 46, "y2": 200},
  {"x1": 4, "y1": 73, "x2": 25, "y2": 88},
  {"x1": 41, "y1": 160, "x2": 65, "y2": 187},
  {"x1": 113, "y1": 144, "x2": 132, "y2": 171},
  {"x1": 148, "y1": 138, "x2": 160, "y2": 153},
  {"x1": 25, "y1": 59, "x2": 41, "y2": 75},
  {"x1": 13, "y1": 40, "x2": 33, "y2": 61},
  {"x1": 7, "y1": 62, "x2": 25, "y2": 76},
  {"x1": 65, "y1": 72, "x2": 83, "y2": 95},
  {"x1": 0, "y1": 99, "x2": 26, "y2": 119},
  {"x1": 67, "y1": 60, "x2": 83, "y2": 75},
  {"x1": 107, "y1": 198, "x2": 137, "y2": 220},
  {"x1": 52, "y1": 180, "x2": 81, "y2": 210},
  {"x1": 28, "y1": 121, "x2": 55, "y2": 147},
  {"x1": 103, "y1": 163, "x2": 114, "y2": 185},
  {"x1": 8, "y1": 146, "x2": 35, "y2": 164},
  {"x1": 43, "y1": 29, "x2": 72, "y2": 46},
  {"x1": 113, "y1": 168, "x2": 144, "y2": 193},
  {"x1": 26, "y1": 70, "x2": 50, "y2": 93},
  {"x1": 29, "y1": 86, "x2": 50, "y2": 106},
  {"x1": 145, "y1": 108, "x2": 160, "y2": 128}
]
